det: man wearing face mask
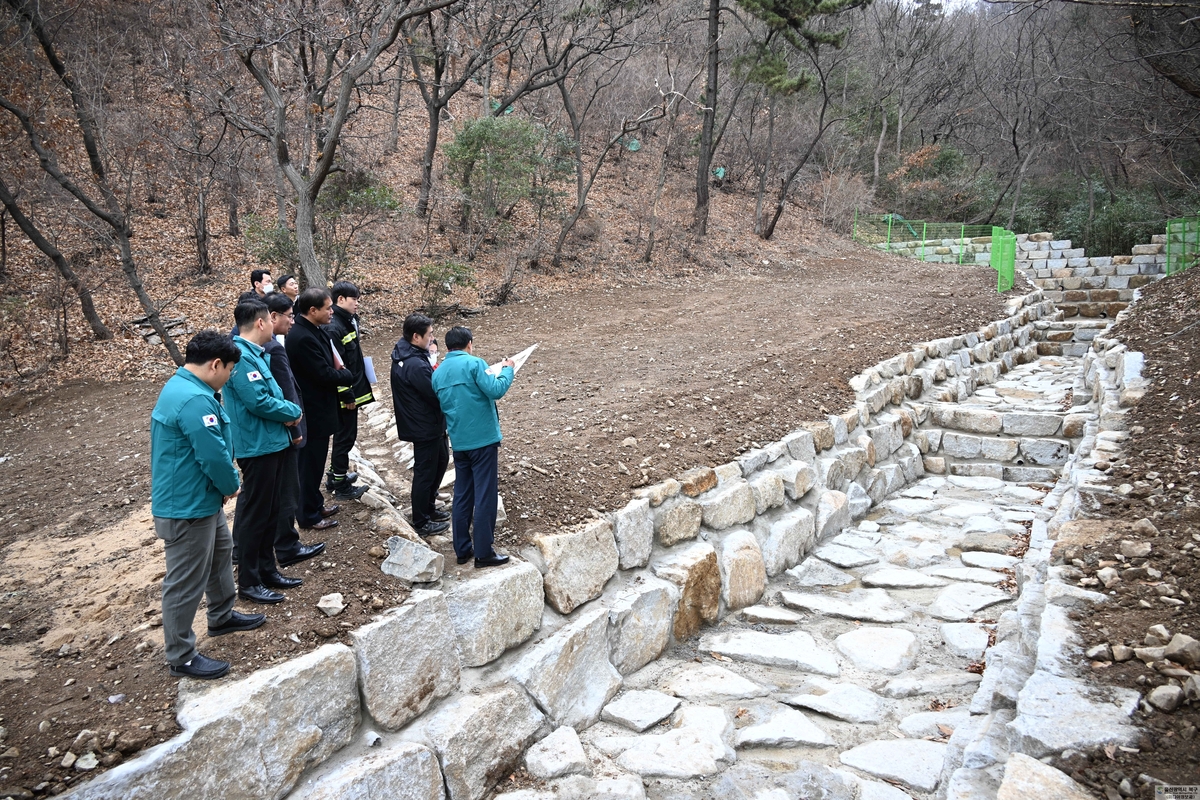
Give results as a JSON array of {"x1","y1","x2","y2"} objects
[{"x1": 251, "y1": 269, "x2": 274, "y2": 297}]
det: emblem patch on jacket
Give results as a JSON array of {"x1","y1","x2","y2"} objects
[
  {"x1": 247, "y1": 370, "x2": 263, "y2": 381},
  {"x1": 202, "y1": 414, "x2": 219, "y2": 427}
]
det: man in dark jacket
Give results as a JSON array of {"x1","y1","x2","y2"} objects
[
  {"x1": 324, "y1": 281, "x2": 375, "y2": 499},
  {"x1": 265, "y1": 293, "x2": 331, "y2": 563},
  {"x1": 391, "y1": 313, "x2": 450, "y2": 536},
  {"x1": 287, "y1": 288, "x2": 362, "y2": 530}
]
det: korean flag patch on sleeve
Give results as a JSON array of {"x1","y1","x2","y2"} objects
[
  {"x1": 247, "y1": 370, "x2": 263, "y2": 382},
  {"x1": 202, "y1": 414, "x2": 219, "y2": 427}
]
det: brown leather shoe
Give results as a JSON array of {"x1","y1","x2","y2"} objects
[
  {"x1": 321, "y1": 504, "x2": 341, "y2": 518},
  {"x1": 302, "y1": 518, "x2": 339, "y2": 531}
]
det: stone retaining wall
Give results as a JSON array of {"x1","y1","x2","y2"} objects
[{"x1": 61, "y1": 291, "x2": 1065, "y2": 800}]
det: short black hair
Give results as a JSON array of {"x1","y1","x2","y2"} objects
[
  {"x1": 278, "y1": 274, "x2": 298, "y2": 289},
  {"x1": 185, "y1": 330, "x2": 241, "y2": 366},
  {"x1": 444, "y1": 326, "x2": 472, "y2": 351},
  {"x1": 265, "y1": 293, "x2": 294, "y2": 314},
  {"x1": 236, "y1": 290, "x2": 260, "y2": 305},
  {"x1": 296, "y1": 287, "x2": 331, "y2": 317},
  {"x1": 331, "y1": 281, "x2": 360, "y2": 302},
  {"x1": 403, "y1": 313, "x2": 434, "y2": 342},
  {"x1": 235, "y1": 299, "x2": 270, "y2": 331},
  {"x1": 250, "y1": 269, "x2": 272, "y2": 287}
]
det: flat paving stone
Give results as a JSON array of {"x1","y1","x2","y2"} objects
[
  {"x1": 788, "y1": 559, "x2": 854, "y2": 587},
  {"x1": 814, "y1": 543, "x2": 879, "y2": 568},
  {"x1": 839, "y1": 739, "x2": 950, "y2": 793},
  {"x1": 786, "y1": 681, "x2": 886, "y2": 724},
  {"x1": 879, "y1": 671, "x2": 983, "y2": 698},
  {"x1": 735, "y1": 705, "x2": 834, "y2": 748},
  {"x1": 601, "y1": 690, "x2": 681, "y2": 732},
  {"x1": 888, "y1": 498, "x2": 939, "y2": 515},
  {"x1": 941, "y1": 622, "x2": 991, "y2": 659},
  {"x1": 836, "y1": 626, "x2": 919, "y2": 674},
  {"x1": 960, "y1": 551, "x2": 1018, "y2": 569},
  {"x1": 946, "y1": 476, "x2": 1006, "y2": 491},
  {"x1": 928, "y1": 567, "x2": 1006, "y2": 585},
  {"x1": 939, "y1": 501, "x2": 997, "y2": 519},
  {"x1": 898, "y1": 706, "x2": 973, "y2": 738},
  {"x1": 928, "y1": 583, "x2": 1013, "y2": 621},
  {"x1": 700, "y1": 629, "x2": 839, "y2": 676},
  {"x1": 831, "y1": 531, "x2": 880, "y2": 548},
  {"x1": 862, "y1": 567, "x2": 947, "y2": 589},
  {"x1": 664, "y1": 663, "x2": 769, "y2": 700},
  {"x1": 781, "y1": 588, "x2": 909, "y2": 623}
]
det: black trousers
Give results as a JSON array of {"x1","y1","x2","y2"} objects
[
  {"x1": 274, "y1": 445, "x2": 304, "y2": 559},
  {"x1": 411, "y1": 436, "x2": 449, "y2": 528},
  {"x1": 329, "y1": 407, "x2": 358, "y2": 477},
  {"x1": 233, "y1": 447, "x2": 288, "y2": 588},
  {"x1": 451, "y1": 443, "x2": 499, "y2": 561},
  {"x1": 297, "y1": 433, "x2": 331, "y2": 528}
]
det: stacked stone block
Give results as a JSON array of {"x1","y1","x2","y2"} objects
[
  {"x1": 1015, "y1": 232, "x2": 1167, "y2": 319},
  {"x1": 875, "y1": 236, "x2": 995, "y2": 265}
]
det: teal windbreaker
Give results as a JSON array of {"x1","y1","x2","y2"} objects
[
  {"x1": 224, "y1": 336, "x2": 302, "y2": 458},
  {"x1": 431, "y1": 350, "x2": 513, "y2": 451},
  {"x1": 150, "y1": 368, "x2": 241, "y2": 519}
]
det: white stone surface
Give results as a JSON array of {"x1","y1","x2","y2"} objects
[
  {"x1": 861, "y1": 567, "x2": 947, "y2": 589},
  {"x1": 762, "y1": 508, "x2": 815, "y2": 576},
  {"x1": 781, "y1": 588, "x2": 909, "y2": 623},
  {"x1": 508, "y1": 606, "x2": 622, "y2": 729},
  {"x1": 665, "y1": 663, "x2": 769, "y2": 700},
  {"x1": 698, "y1": 479, "x2": 757, "y2": 530},
  {"x1": 350, "y1": 590, "x2": 460, "y2": 730},
  {"x1": 735, "y1": 705, "x2": 833, "y2": 748},
  {"x1": 651, "y1": 542, "x2": 720, "y2": 639},
  {"x1": 612, "y1": 706, "x2": 735, "y2": 778},
  {"x1": 402, "y1": 684, "x2": 545, "y2": 800},
  {"x1": 601, "y1": 690, "x2": 681, "y2": 732},
  {"x1": 996, "y1": 753, "x2": 1096, "y2": 800},
  {"x1": 1008, "y1": 671, "x2": 1140, "y2": 757},
  {"x1": 839, "y1": 739, "x2": 949, "y2": 793},
  {"x1": 532, "y1": 519, "x2": 619, "y2": 614},
  {"x1": 814, "y1": 543, "x2": 879, "y2": 568},
  {"x1": 701, "y1": 629, "x2": 840, "y2": 676},
  {"x1": 286, "y1": 741, "x2": 444, "y2": 800},
  {"x1": 445, "y1": 560, "x2": 543, "y2": 667},
  {"x1": 960, "y1": 551, "x2": 1018, "y2": 569},
  {"x1": 898, "y1": 706, "x2": 972, "y2": 738},
  {"x1": 787, "y1": 682, "x2": 885, "y2": 724},
  {"x1": 750, "y1": 471, "x2": 786, "y2": 514},
  {"x1": 929, "y1": 583, "x2": 1013, "y2": 621},
  {"x1": 381, "y1": 536, "x2": 444, "y2": 583},
  {"x1": 941, "y1": 623, "x2": 990, "y2": 659},
  {"x1": 879, "y1": 671, "x2": 983, "y2": 698},
  {"x1": 62, "y1": 645, "x2": 360, "y2": 800},
  {"x1": 836, "y1": 627, "x2": 919, "y2": 675},
  {"x1": 815, "y1": 491, "x2": 851, "y2": 539},
  {"x1": 787, "y1": 557, "x2": 853, "y2": 587},
  {"x1": 612, "y1": 498, "x2": 654, "y2": 569},
  {"x1": 606, "y1": 577, "x2": 680, "y2": 675},
  {"x1": 524, "y1": 726, "x2": 589, "y2": 779},
  {"x1": 741, "y1": 605, "x2": 802, "y2": 624},
  {"x1": 928, "y1": 567, "x2": 1006, "y2": 584}
]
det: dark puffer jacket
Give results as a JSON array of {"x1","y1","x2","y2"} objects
[
  {"x1": 390, "y1": 338, "x2": 444, "y2": 442},
  {"x1": 324, "y1": 304, "x2": 375, "y2": 408}
]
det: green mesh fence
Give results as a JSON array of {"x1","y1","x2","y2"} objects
[
  {"x1": 852, "y1": 211, "x2": 1016, "y2": 293},
  {"x1": 1165, "y1": 217, "x2": 1200, "y2": 276}
]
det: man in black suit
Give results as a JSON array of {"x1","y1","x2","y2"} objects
[
  {"x1": 286, "y1": 288, "x2": 356, "y2": 530},
  {"x1": 265, "y1": 294, "x2": 333, "y2": 563}
]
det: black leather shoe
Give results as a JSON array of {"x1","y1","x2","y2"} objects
[
  {"x1": 474, "y1": 554, "x2": 510, "y2": 569},
  {"x1": 456, "y1": 551, "x2": 474, "y2": 565},
  {"x1": 238, "y1": 585, "x2": 285, "y2": 604},
  {"x1": 430, "y1": 509, "x2": 451, "y2": 522},
  {"x1": 263, "y1": 571, "x2": 303, "y2": 589},
  {"x1": 208, "y1": 610, "x2": 266, "y2": 637},
  {"x1": 277, "y1": 542, "x2": 326, "y2": 568},
  {"x1": 321, "y1": 504, "x2": 341, "y2": 518},
  {"x1": 170, "y1": 653, "x2": 230, "y2": 679},
  {"x1": 415, "y1": 520, "x2": 450, "y2": 537}
]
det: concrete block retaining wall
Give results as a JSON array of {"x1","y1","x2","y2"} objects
[{"x1": 62, "y1": 291, "x2": 1071, "y2": 800}]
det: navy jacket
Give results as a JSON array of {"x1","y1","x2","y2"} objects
[
  {"x1": 265, "y1": 335, "x2": 307, "y2": 448},
  {"x1": 286, "y1": 316, "x2": 354, "y2": 439},
  {"x1": 390, "y1": 337, "x2": 444, "y2": 442}
]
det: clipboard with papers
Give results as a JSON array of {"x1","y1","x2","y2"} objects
[{"x1": 485, "y1": 343, "x2": 538, "y2": 376}]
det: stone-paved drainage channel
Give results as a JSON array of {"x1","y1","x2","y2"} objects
[{"x1": 472, "y1": 346, "x2": 1129, "y2": 800}]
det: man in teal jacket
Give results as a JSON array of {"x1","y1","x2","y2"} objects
[
  {"x1": 227, "y1": 300, "x2": 304, "y2": 604},
  {"x1": 431, "y1": 326, "x2": 515, "y2": 568},
  {"x1": 150, "y1": 330, "x2": 264, "y2": 681}
]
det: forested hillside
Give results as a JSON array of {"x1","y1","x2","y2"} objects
[{"x1": 0, "y1": 0, "x2": 1196, "y2": 385}]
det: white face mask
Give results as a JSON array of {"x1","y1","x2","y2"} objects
[{"x1": 262, "y1": 281, "x2": 274, "y2": 294}]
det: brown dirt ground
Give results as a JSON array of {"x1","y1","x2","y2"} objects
[
  {"x1": 1044, "y1": 265, "x2": 1200, "y2": 798},
  {"x1": 0, "y1": 241, "x2": 1017, "y2": 796}
]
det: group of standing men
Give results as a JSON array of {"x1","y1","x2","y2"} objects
[{"x1": 149, "y1": 270, "x2": 377, "y2": 680}]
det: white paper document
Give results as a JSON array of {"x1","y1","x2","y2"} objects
[
  {"x1": 363, "y1": 355, "x2": 377, "y2": 384},
  {"x1": 486, "y1": 343, "x2": 539, "y2": 376}
]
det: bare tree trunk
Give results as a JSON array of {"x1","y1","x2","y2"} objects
[
  {"x1": 0, "y1": 178, "x2": 111, "y2": 340},
  {"x1": 644, "y1": 99, "x2": 683, "y2": 263},
  {"x1": 416, "y1": 105, "x2": 442, "y2": 217},
  {"x1": 274, "y1": 164, "x2": 289, "y2": 225},
  {"x1": 227, "y1": 162, "x2": 241, "y2": 236},
  {"x1": 294, "y1": 189, "x2": 322, "y2": 288},
  {"x1": 753, "y1": 95, "x2": 775, "y2": 236},
  {"x1": 871, "y1": 106, "x2": 888, "y2": 195},
  {"x1": 386, "y1": 63, "x2": 403, "y2": 154},
  {"x1": 693, "y1": 0, "x2": 719, "y2": 236},
  {"x1": 0, "y1": 207, "x2": 6, "y2": 280},
  {"x1": 1006, "y1": 147, "x2": 1036, "y2": 230},
  {"x1": 195, "y1": 186, "x2": 211, "y2": 274}
]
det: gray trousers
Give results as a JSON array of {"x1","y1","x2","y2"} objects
[{"x1": 154, "y1": 510, "x2": 237, "y2": 666}]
